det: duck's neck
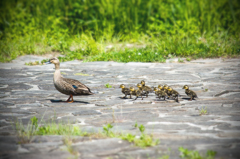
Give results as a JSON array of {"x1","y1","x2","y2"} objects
[
  {"x1": 54, "y1": 63, "x2": 62, "y2": 82},
  {"x1": 55, "y1": 63, "x2": 60, "y2": 70}
]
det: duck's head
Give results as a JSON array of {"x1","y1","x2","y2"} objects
[
  {"x1": 119, "y1": 84, "x2": 125, "y2": 89},
  {"x1": 48, "y1": 57, "x2": 60, "y2": 64},
  {"x1": 140, "y1": 80, "x2": 145, "y2": 85},
  {"x1": 129, "y1": 86, "x2": 135, "y2": 91},
  {"x1": 158, "y1": 85, "x2": 163, "y2": 89},
  {"x1": 163, "y1": 84, "x2": 168, "y2": 89},
  {"x1": 182, "y1": 85, "x2": 189, "y2": 89},
  {"x1": 154, "y1": 87, "x2": 159, "y2": 91},
  {"x1": 137, "y1": 83, "x2": 142, "y2": 88},
  {"x1": 167, "y1": 86, "x2": 173, "y2": 91}
]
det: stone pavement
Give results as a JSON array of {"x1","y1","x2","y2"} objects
[{"x1": 0, "y1": 55, "x2": 240, "y2": 159}]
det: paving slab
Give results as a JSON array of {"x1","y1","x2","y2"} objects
[{"x1": 0, "y1": 56, "x2": 240, "y2": 159}]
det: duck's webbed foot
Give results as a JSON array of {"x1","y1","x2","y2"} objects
[
  {"x1": 66, "y1": 95, "x2": 71, "y2": 102},
  {"x1": 67, "y1": 95, "x2": 74, "y2": 103}
]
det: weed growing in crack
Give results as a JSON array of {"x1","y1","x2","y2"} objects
[
  {"x1": 14, "y1": 116, "x2": 39, "y2": 144},
  {"x1": 179, "y1": 147, "x2": 216, "y2": 159},
  {"x1": 199, "y1": 107, "x2": 208, "y2": 115},
  {"x1": 62, "y1": 136, "x2": 80, "y2": 159},
  {"x1": 15, "y1": 116, "x2": 159, "y2": 148},
  {"x1": 105, "y1": 83, "x2": 113, "y2": 88}
]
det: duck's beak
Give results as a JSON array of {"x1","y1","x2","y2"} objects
[
  {"x1": 182, "y1": 86, "x2": 185, "y2": 89},
  {"x1": 45, "y1": 60, "x2": 52, "y2": 64}
]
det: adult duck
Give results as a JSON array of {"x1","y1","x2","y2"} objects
[{"x1": 48, "y1": 57, "x2": 93, "y2": 103}]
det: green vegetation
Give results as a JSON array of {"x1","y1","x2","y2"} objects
[
  {"x1": 199, "y1": 107, "x2": 208, "y2": 115},
  {"x1": 178, "y1": 58, "x2": 184, "y2": 63},
  {"x1": 186, "y1": 57, "x2": 191, "y2": 62},
  {"x1": 74, "y1": 73, "x2": 91, "y2": 76},
  {"x1": 1, "y1": 0, "x2": 239, "y2": 62},
  {"x1": 179, "y1": 147, "x2": 216, "y2": 159},
  {"x1": 15, "y1": 116, "x2": 159, "y2": 147},
  {"x1": 105, "y1": 83, "x2": 113, "y2": 88},
  {"x1": 15, "y1": 117, "x2": 217, "y2": 157},
  {"x1": 15, "y1": 116, "x2": 39, "y2": 143}
]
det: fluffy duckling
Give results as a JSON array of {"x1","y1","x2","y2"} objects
[
  {"x1": 130, "y1": 84, "x2": 143, "y2": 100},
  {"x1": 154, "y1": 87, "x2": 167, "y2": 100},
  {"x1": 140, "y1": 80, "x2": 153, "y2": 97},
  {"x1": 167, "y1": 86, "x2": 180, "y2": 102},
  {"x1": 182, "y1": 85, "x2": 198, "y2": 101},
  {"x1": 158, "y1": 85, "x2": 165, "y2": 91},
  {"x1": 119, "y1": 84, "x2": 131, "y2": 99},
  {"x1": 163, "y1": 84, "x2": 171, "y2": 99}
]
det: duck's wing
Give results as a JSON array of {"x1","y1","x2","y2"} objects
[{"x1": 63, "y1": 78, "x2": 93, "y2": 95}]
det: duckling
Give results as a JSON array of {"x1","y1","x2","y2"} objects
[
  {"x1": 154, "y1": 87, "x2": 167, "y2": 100},
  {"x1": 167, "y1": 86, "x2": 180, "y2": 102},
  {"x1": 140, "y1": 80, "x2": 153, "y2": 97},
  {"x1": 163, "y1": 84, "x2": 171, "y2": 99},
  {"x1": 130, "y1": 84, "x2": 143, "y2": 100},
  {"x1": 158, "y1": 85, "x2": 165, "y2": 91},
  {"x1": 119, "y1": 84, "x2": 131, "y2": 99},
  {"x1": 182, "y1": 85, "x2": 198, "y2": 101},
  {"x1": 47, "y1": 57, "x2": 93, "y2": 103}
]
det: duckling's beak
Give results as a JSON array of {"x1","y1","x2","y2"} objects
[{"x1": 182, "y1": 86, "x2": 185, "y2": 89}]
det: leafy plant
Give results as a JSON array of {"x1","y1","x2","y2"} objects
[
  {"x1": 178, "y1": 58, "x2": 184, "y2": 63},
  {"x1": 103, "y1": 123, "x2": 114, "y2": 136},
  {"x1": 134, "y1": 122, "x2": 138, "y2": 128},
  {"x1": 179, "y1": 147, "x2": 216, "y2": 159},
  {"x1": 105, "y1": 83, "x2": 113, "y2": 88},
  {"x1": 199, "y1": 107, "x2": 208, "y2": 115}
]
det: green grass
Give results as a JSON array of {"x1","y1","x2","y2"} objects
[
  {"x1": 15, "y1": 116, "x2": 159, "y2": 148},
  {"x1": 14, "y1": 117, "x2": 216, "y2": 157},
  {"x1": 0, "y1": 0, "x2": 240, "y2": 62},
  {"x1": 179, "y1": 147, "x2": 216, "y2": 159}
]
